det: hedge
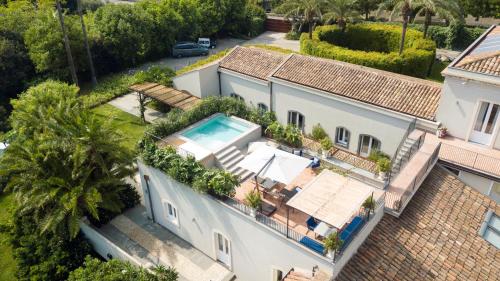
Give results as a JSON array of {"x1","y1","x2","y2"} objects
[{"x1": 300, "y1": 23, "x2": 436, "y2": 78}]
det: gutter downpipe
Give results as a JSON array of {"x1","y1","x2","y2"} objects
[
  {"x1": 143, "y1": 175, "x2": 156, "y2": 223},
  {"x1": 269, "y1": 81, "x2": 273, "y2": 112},
  {"x1": 218, "y1": 71, "x2": 222, "y2": 97}
]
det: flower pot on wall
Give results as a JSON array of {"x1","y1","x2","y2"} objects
[
  {"x1": 378, "y1": 171, "x2": 386, "y2": 180},
  {"x1": 249, "y1": 208, "x2": 257, "y2": 218}
]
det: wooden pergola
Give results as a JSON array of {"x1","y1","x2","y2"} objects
[{"x1": 129, "y1": 83, "x2": 201, "y2": 122}]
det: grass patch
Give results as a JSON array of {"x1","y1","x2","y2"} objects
[
  {"x1": 247, "y1": 44, "x2": 296, "y2": 54},
  {"x1": 427, "y1": 61, "x2": 449, "y2": 83},
  {"x1": 80, "y1": 72, "x2": 139, "y2": 108},
  {"x1": 91, "y1": 104, "x2": 146, "y2": 152},
  {"x1": 0, "y1": 192, "x2": 17, "y2": 281},
  {"x1": 176, "y1": 49, "x2": 230, "y2": 76}
]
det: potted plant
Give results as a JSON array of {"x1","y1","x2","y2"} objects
[
  {"x1": 377, "y1": 158, "x2": 391, "y2": 180},
  {"x1": 245, "y1": 190, "x2": 262, "y2": 218},
  {"x1": 362, "y1": 196, "x2": 375, "y2": 215},
  {"x1": 437, "y1": 126, "x2": 447, "y2": 138},
  {"x1": 320, "y1": 137, "x2": 333, "y2": 158},
  {"x1": 323, "y1": 232, "x2": 342, "y2": 260}
]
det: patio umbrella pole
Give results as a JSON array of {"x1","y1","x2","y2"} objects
[{"x1": 286, "y1": 207, "x2": 290, "y2": 238}]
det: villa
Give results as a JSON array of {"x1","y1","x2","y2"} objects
[{"x1": 81, "y1": 25, "x2": 499, "y2": 281}]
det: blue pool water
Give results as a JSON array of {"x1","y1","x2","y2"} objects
[{"x1": 182, "y1": 115, "x2": 250, "y2": 151}]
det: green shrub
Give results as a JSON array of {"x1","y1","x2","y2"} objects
[
  {"x1": 362, "y1": 196, "x2": 375, "y2": 210},
  {"x1": 368, "y1": 149, "x2": 390, "y2": 162},
  {"x1": 301, "y1": 23, "x2": 436, "y2": 78},
  {"x1": 140, "y1": 142, "x2": 239, "y2": 197},
  {"x1": 265, "y1": 121, "x2": 285, "y2": 141},
  {"x1": 245, "y1": 190, "x2": 262, "y2": 209},
  {"x1": 285, "y1": 30, "x2": 301, "y2": 40},
  {"x1": 87, "y1": 184, "x2": 140, "y2": 227},
  {"x1": 284, "y1": 124, "x2": 303, "y2": 148},
  {"x1": 377, "y1": 157, "x2": 391, "y2": 173},
  {"x1": 80, "y1": 72, "x2": 140, "y2": 108},
  {"x1": 320, "y1": 137, "x2": 333, "y2": 152},
  {"x1": 134, "y1": 66, "x2": 176, "y2": 86},
  {"x1": 311, "y1": 123, "x2": 328, "y2": 141}
]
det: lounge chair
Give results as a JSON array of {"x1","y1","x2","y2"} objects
[{"x1": 339, "y1": 216, "x2": 365, "y2": 249}]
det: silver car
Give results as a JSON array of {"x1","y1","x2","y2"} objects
[{"x1": 172, "y1": 42, "x2": 209, "y2": 58}]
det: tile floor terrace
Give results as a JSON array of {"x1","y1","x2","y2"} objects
[
  {"x1": 427, "y1": 133, "x2": 500, "y2": 178},
  {"x1": 336, "y1": 166, "x2": 500, "y2": 281},
  {"x1": 234, "y1": 168, "x2": 319, "y2": 240}
]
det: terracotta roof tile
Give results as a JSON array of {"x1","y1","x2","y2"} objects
[
  {"x1": 336, "y1": 167, "x2": 500, "y2": 281},
  {"x1": 272, "y1": 54, "x2": 442, "y2": 120},
  {"x1": 219, "y1": 46, "x2": 287, "y2": 80},
  {"x1": 453, "y1": 25, "x2": 500, "y2": 77}
]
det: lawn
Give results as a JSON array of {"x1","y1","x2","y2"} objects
[
  {"x1": 427, "y1": 61, "x2": 450, "y2": 83},
  {"x1": 91, "y1": 104, "x2": 147, "y2": 152},
  {"x1": 0, "y1": 192, "x2": 17, "y2": 281}
]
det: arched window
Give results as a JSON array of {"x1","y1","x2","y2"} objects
[
  {"x1": 257, "y1": 103, "x2": 268, "y2": 112},
  {"x1": 287, "y1": 111, "x2": 305, "y2": 130},
  {"x1": 358, "y1": 135, "x2": 381, "y2": 157},
  {"x1": 335, "y1": 127, "x2": 350, "y2": 148},
  {"x1": 230, "y1": 93, "x2": 244, "y2": 102}
]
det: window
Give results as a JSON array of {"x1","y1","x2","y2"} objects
[
  {"x1": 230, "y1": 93, "x2": 244, "y2": 102},
  {"x1": 163, "y1": 200, "x2": 179, "y2": 226},
  {"x1": 257, "y1": 103, "x2": 268, "y2": 112},
  {"x1": 480, "y1": 210, "x2": 499, "y2": 249},
  {"x1": 358, "y1": 135, "x2": 381, "y2": 157},
  {"x1": 470, "y1": 101, "x2": 500, "y2": 145},
  {"x1": 287, "y1": 111, "x2": 305, "y2": 130},
  {"x1": 335, "y1": 127, "x2": 350, "y2": 148}
]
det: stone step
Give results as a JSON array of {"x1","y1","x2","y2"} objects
[
  {"x1": 219, "y1": 150, "x2": 243, "y2": 166},
  {"x1": 222, "y1": 154, "x2": 245, "y2": 170},
  {"x1": 215, "y1": 146, "x2": 237, "y2": 159}
]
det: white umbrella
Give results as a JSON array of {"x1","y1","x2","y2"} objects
[{"x1": 238, "y1": 145, "x2": 312, "y2": 185}]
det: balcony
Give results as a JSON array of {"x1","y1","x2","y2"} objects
[
  {"x1": 385, "y1": 130, "x2": 441, "y2": 216},
  {"x1": 426, "y1": 134, "x2": 500, "y2": 178}
]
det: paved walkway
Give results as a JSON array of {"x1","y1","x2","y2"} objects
[
  {"x1": 100, "y1": 206, "x2": 234, "y2": 281},
  {"x1": 108, "y1": 93, "x2": 164, "y2": 122}
]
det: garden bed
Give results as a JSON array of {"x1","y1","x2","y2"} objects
[{"x1": 300, "y1": 23, "x2": 436, "y2": 78}]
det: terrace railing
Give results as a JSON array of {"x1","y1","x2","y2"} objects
[
  {"x1": 386, "y1": 129, "x2": 425, "y2": 186},
  {"x1": 222, "y1": 193, "x2": 386, "y2": 263}
]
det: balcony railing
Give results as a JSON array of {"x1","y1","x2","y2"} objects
[
  {"x1": 222, "y1": 194, "x2": 385, "y2": 263},
  {"x1": 439, "y1": 143, "x2": 500, "y2": 177}
]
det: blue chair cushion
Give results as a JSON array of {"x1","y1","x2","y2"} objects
[
  {"x1": 300, "y1": 236, "x2": 324, "y2": 255},
  {"x1": 306, "y1": 216, "x2": 318, "y2": 230},
  {"x1": 340, "y1": 216, "x2": 365, "y2": 248}
]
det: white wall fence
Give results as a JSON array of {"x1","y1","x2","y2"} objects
[{"x1": 79, "y1": 219, "x2": 155, "y2": 269}]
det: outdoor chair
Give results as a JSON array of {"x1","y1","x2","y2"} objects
[
  {"x1": 306, "y1": 216, "x2": 318, "y2": 232},
  {"x1": 299, "y1": 236, "x2": 324, "y2": 255},
  {"x1": 339, "y1": 216, "x2": 365, "y2": 250},
  {"x1": 309, "y1": 157, "x2": 320, "y2": 168}
]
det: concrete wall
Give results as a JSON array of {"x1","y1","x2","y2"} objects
[
  {"x1": 436, "y1": 77, "x2": 500, "y2": 148},
  {"x1": 458, "y1": 170, "x2": 493, "y2": 196},
  {"x1": 80, "y1": 220, "x2": 153, "y2": 268},
  {"x1": 173, "y1": 63, "x2": 220, "y2": 98},
  {"x1": 138, "y1": 162, "x2": 335, "y2": 281},
  {"x1": 220, "y1": 73, "x2": 270, "y2": 110},
  {"x1": 272, "y1": 83, "x2": 410, "y2": 157}
]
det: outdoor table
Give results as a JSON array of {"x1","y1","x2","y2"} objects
[{"x1": 314, "y1": 222, "x2": 335, "y2": 238}]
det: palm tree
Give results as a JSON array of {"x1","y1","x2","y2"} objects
[
  {"x1": 378, "y1": 0, "x2": 422, "y2": 54},
  {"x1": 1, "y1": 82, "x2": 134, "y2": 238},
  {"x1": 55, "y1": 0, "x2": 78, "y2": 85},
  {"x1": 278, "y1": 0, "x2": 324, "y2": 39},
  {"x1": 415, "y1": 0, "x2": 463, "y2": 38},
  {"x1": 323, "y1": 0, "x2": 359, "y2": 31},
  {"x1": 76, "y1": 0, "x2": 98, "y2": 86}
]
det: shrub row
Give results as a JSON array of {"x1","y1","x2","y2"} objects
[
  {"x1": 369, "y1": 21, "x2": 487, "y2": 51},
  {"x1": 300, "y1": 24, "x2": 436, "y2": 78}
]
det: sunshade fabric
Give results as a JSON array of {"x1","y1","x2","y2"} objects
[
  {"x1": 237, "y1": 145, "x2": 312, "y2": 185},
  {"x1": 286, "y1": 169, "x2": 373, "y2": 229}
]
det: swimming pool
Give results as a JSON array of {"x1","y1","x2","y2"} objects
[{"x1": 181, "y1": 114, "x2": 253, "y2": 151}]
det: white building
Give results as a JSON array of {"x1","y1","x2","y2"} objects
[{"x1": 435, "y1": 25, "x2": 500, "y2": 203}]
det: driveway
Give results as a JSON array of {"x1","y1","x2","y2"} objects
[{"x1": 132, "y1": 31, "x2": 299, "y2": 73}]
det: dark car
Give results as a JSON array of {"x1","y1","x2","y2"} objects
[{"x1": 172, "y1": 42, "x2": 209, "y2": 58}]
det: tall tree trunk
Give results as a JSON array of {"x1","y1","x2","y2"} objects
[
  {"x1": 365, "y1": 11, "x2": 369, "y2": 21},
  {"x1": 308, "y1": 21, "x2": 313, "y2": 39},
  {"x1": 77, "y1": 0, "x2": 97, "y2": 86},
  {"x1": 423, "y1": 11, "x2": 432, "y2": 39},
  {"x1": 56, "y1": 0, "x2": 78, "y2": 86},
  {"x1": 399, "y1": 15, "x2": 408, "y2": 55}
]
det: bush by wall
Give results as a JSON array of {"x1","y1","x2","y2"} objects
[{"x1": 300, "y1": 23, "x2": 436, "y2": 78}]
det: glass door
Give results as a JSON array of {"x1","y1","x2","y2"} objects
[
  {"x1": 359, "y1": 135, "x2": 380, "y2": 157},
  {"x1": 470, "y1": 102, "x2": 499, "y2": 145},
  {"x1": 215, "y1": 232, "x2": 231, "y2": 267}
]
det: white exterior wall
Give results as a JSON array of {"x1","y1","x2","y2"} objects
[
  {"x1": 220, "y1": 72, "x2": 271, "y2": 110},
  {"x1": 272, "y1": 83, "x2": 410, "y2": 157},
  {"x1": 139, "y1": 162, "x2": 338, "y2": 281},
  {"x1": 436, "y1": 77, "x2": 500, "y2": 149},
  {"x1": 458, "y1": 170, "x2": 493, "y2": 196},
  {"x1": 173, "y1": 63, "x2": 220, "y2": 98}
]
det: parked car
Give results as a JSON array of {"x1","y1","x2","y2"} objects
[
  {"x1": 172, "y1": 42, "x2": 209, "y2": 58},
  {"x1": 198, "y1": 38, "x2": 216, "y2": 49}
]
